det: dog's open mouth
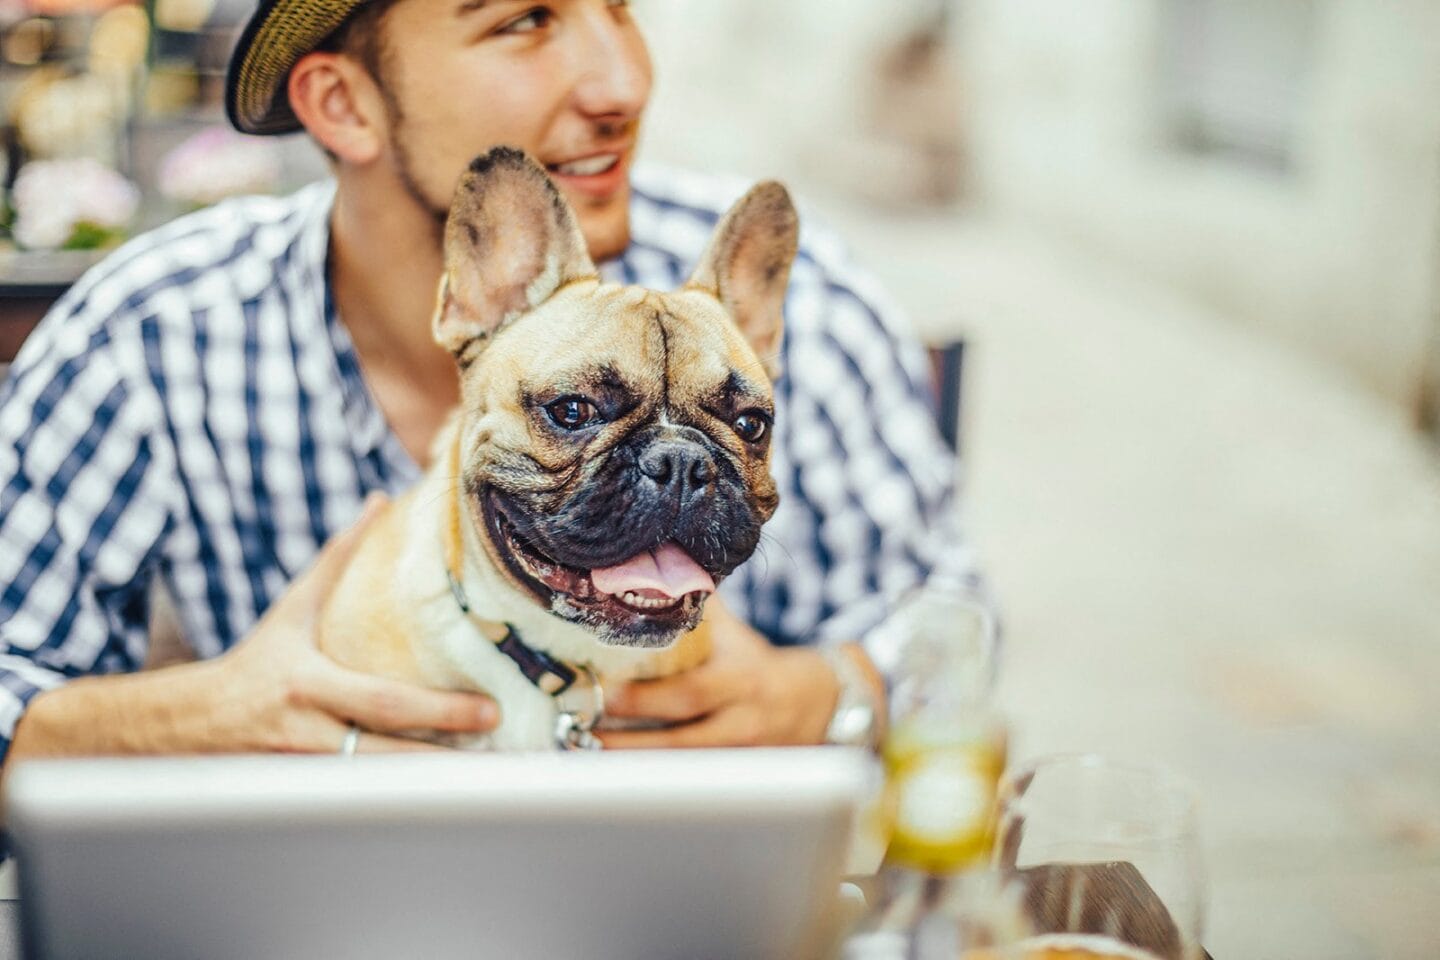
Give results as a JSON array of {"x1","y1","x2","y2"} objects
[{"x1": 483, "y1": 493, "x2": 715, "y2": 641}]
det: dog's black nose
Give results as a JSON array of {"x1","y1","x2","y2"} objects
[{"x1": 639, "y1": 440, "x2": 715, "y2": 501}]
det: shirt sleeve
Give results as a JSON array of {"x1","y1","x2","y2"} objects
[
  {"x1": 0, "y1": 300, "x2": 173, "y2": 767},
  {"x1": 780, "y1": 244, "x2": 989, "y2": 678}
]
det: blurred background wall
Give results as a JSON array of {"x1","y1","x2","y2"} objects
[
  {"x1": 640, "y1": 0, "x2": 1440, "y2": 434},
  {"x1": 960, "y1": 0, "x2": 1440, "y2": 422}
]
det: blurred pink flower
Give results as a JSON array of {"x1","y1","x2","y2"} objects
[
  {"x1": 10, "y1": 157, "x2": 139, "y2": 250},
  {"x1": 158, "y1": 127, "x2": 283, "y2": 207}
]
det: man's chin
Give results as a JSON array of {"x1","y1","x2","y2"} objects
[{"x1": 571, "y1": 198, "x2": 632, "y2": 263}]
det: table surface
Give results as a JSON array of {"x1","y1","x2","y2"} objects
[
  {"x1": 0, "y1": 249, "x2": 103, "y2": 289},
  {"x1": 0, "y1": 873, "x2": 1214, "y2": 960}
]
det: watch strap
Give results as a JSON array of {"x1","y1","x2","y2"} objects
[{"x1": 819, "y1": 645, "x2": 881, "y2": 749}]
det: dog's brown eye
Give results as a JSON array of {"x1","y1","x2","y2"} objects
[
  {"x1": 733, "y1": 411, "x2": 769, "y2": 444},
  {"x1": 546, "y1": 397, "x2": 599, "y2": 430}
]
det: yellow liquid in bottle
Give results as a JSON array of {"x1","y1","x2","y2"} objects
[{"x1": 882, "y1": 716, "x2": 1007, "y2": 873}]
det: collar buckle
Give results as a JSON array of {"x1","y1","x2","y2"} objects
[{"x1": 554, "y1": 665, "x2": 604, "y2": 751}]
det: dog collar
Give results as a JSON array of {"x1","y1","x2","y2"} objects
[
  {"x1": 442, "y1": 569, "x2": 577, "y2": 696},
  {"x1": 444, "y1": 568, "x2": 603, "y2": 750}
]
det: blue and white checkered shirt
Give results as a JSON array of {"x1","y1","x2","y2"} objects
[{"x1": 0, "y1": 165, "x2": 979, "y2": 763}]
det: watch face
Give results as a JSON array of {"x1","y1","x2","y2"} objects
[{"x1": 830, "y1": 704, "x2": 876, "y2": 746}]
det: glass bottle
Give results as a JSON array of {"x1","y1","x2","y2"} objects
[
  {"x1": 880, "y1": 580, "x2": 1006, "y2": 874},
  {"x1": 839, "y1": 579, "x2": 1012, "y2": 959}
]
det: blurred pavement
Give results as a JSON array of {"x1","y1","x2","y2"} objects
[{"x1": 821, "y1": 203, "x2": 1440, "y2": 960}]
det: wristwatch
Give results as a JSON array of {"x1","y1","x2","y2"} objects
[{"x1": 820, "y1": 646, "x2": 882, "y2": 750}]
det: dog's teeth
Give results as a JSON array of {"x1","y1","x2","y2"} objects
[
  {"x1": 553, "y1": 154, "x2": 618, "y2": 177},
  {"x1": 619, "y1": 590, "x2": 679, "y2": 611}
]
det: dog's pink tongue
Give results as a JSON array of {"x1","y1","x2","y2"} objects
[{"x1": 590, "y1": 543, "x2": 715, "y2": 599}]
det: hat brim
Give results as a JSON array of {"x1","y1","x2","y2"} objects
[{"x1": 226, "y1": 0, "x2": 367, "y2": 136}]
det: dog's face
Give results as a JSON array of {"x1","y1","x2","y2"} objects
[{"x1": 434, "y1": 148, "x2": 798, "y2": 647}]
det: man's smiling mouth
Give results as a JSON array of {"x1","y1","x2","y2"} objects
[{"x1": 548, "y1": 153, "x2": 620, "y2": 177}]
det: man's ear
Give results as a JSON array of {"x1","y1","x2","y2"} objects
[
  {"x1": 435, "y1": 146, "x2": 597, "y2": 358},
  {"x1": 686, "y1": 182, "x2": 799, "y2": 380},
  {"x1": 287, "y1": 52, "x2": 386, "y2": 163}
]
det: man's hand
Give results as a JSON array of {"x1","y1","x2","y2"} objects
[
  {"x1": 189, "y1": 495, "x2": 500, "y2": 753},
  {"x1": 7, "y1": 496, "x2": 499, "y2": 765},
  {"x1": 598, "y1": 597, "x2": 843, "y2": 749}
]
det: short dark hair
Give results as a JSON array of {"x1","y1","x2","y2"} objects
[{"x1": 313, "y1": 0, "x2": 405, "y2": 81}]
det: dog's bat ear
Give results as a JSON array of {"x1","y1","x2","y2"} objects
[
  {"x1": 435, "y1": 146, "x2": 597, "y2": 357},
  {"x1": 686, "y1": 181, "x2": 798, "y2": 380}
]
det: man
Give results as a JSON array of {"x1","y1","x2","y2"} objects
[{"x1": 0, "y1": 0, "x2": 978, "y2": 767}]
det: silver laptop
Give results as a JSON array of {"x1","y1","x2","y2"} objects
[{"x1": 5, "y1": 748, "x2": 868, "y2": 960}]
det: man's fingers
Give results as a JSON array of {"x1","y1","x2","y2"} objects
[
  {"x1": 605, "y1": 668, "x2": 738, "y2": 723},
  {"x1": 303, "y1": 662, "x2": 500, "y2": 735},
  {"x1": 309, "y1": 716, "x2": 451, "y2": 754},
  {"x1": 598, "y1": 707, "x2": 757, "y2": 750},
  {"x1": 597, "y1": 724, "x2": 711, "y2": 750}
]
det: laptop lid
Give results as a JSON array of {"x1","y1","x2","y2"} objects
[{"x1": 5, "y1": 748, "x2": 868, "y2": 960}]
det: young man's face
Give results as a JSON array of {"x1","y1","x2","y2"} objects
[{"x1": 367, "y1": 0, "x2": 652, "y2": 261}]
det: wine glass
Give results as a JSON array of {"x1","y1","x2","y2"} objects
[{"x1": 993, "y1": 755, "x2": 1207, "y2": 960}]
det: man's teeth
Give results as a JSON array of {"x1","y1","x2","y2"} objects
[
  {"x1": 552, "y1": 154, "x2": 618, "y2": 177},
  {"x1": 620, "y1": 591, "x2": 679, "y2": 611}
]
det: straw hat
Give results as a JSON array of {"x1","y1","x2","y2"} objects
[{"x1": 226, "y1": 0, "x2": 369, "y2": 135}]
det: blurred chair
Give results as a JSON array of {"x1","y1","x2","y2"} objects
[
  {"x1": 929, "y1": 340, "x2": 965, "y2": 453},
  {"x1": 144, "y1": 580, "x2": 194, "y2": 669}
]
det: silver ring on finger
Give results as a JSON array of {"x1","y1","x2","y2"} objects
[{"x1": 339, "y1": 724, "x2": 361, "y2": 757}]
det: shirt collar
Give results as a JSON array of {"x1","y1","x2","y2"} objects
[{"x1": 298, "y1": 180, "x2": 421, "y2": 486}]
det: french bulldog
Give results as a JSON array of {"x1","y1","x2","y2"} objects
[{"x1": 318, "y1": 147, "x2": 799, "y2": 750}]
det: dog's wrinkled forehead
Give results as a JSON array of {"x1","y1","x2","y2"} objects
[{"x1": 472, "y1": 281, "x2": 772, "y2": 416}]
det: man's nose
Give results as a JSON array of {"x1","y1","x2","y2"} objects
[{"x1": 569, "y1": 6, "x2": 651, "y2": 120}]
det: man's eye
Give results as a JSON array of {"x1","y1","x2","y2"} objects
[
  {"x1": 545, "y1": 397, "x2": 600, "y2": 430},
  {"x1": 733, "y1": 410, "x2": 770, "y2": 444},
  {"x1": 498, "y1": 7, "x2": 552, "y2": 34}
]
